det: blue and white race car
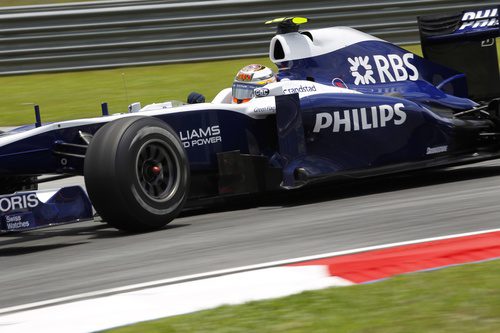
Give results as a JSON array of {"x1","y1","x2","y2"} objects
[{"x1": 0, "y1": 8, "x2": 499, "y2": 232}]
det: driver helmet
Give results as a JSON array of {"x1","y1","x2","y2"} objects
[{"x1": 232, "y1": 64, "x2": 276, "y2": 103}]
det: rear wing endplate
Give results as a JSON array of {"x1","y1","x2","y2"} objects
[{"x1": 418, "y1": 6, "x2": 500, "y2": 101}]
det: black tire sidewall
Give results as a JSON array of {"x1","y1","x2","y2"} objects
[
  {"x1": 117, "y1": 120, "x2": 189, "y2": 223},
  {"x1": 84, "y1": 116, "x2": 189, "y2": 230}
]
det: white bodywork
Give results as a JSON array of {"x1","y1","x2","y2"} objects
[
  {"x1": 269, "y1": 26, "x2": 385, "y2": 63},
  {"x1": 0, "y1": 80, "x2": 359, "y2": 147}
]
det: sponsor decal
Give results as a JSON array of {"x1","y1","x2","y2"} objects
[
  {"x1": 254, "y1": 87, "x2": 270, "y2": 97},
  {"x1": 283, "y1": 85, "x2": 317, "y2": 94},
  {"x1": 426, "y1": 145, "x2": 448, "y2": 155},
  {"x1": 312, "y1": 103, "x2": 406, "y2": 133},
  {"x1": 332, "y1": 78, "x2": 348, "y2": 89},
  {"x1": 237, "y1": 73, "x2": 253, "y2": 81},
  {"x1": 347, "y1": 53, "x2": 419, "y2": 85},
  {"x1": 236, "y1": 65, "x2": 264, "y2": 82},
  {"x1": 253, "y1": 105, "x2": 276, "y2": 113},
  {"x1": 459, "y1": 8, "x2": 498, "y2": 30},
  {"x1": 481, "y1": 38, "x2": 495, "y2": 47},
  {"x1": 348, "y1": 56, "x2": 375, "y2": 85},
  {"x1": 2, "y1": 212, "x2": 35, "y2": 231},
  {"x1": 0, "y1": 193, "x2": 39, "y2": 213},
  {"x1": 7, "y1": 221, "x2": 30, "y2": 230},
  {"x1": 179, "y1": 126, "x2": 221, "y2": 148}
]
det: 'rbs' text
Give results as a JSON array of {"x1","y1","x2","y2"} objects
[
  {"x1": 348, "y1": 53, "x2": 419, "y2": 85},
  {"x1": 313, "y1": 103, "x2": 406, "y2": 133}
]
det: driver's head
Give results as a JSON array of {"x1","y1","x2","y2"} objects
[{"x1": 232, "y1": 64, "x2": 276, "y2": 103}]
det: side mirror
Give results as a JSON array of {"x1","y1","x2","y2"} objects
[{"x1": 187, "y1": 92, "x2": 206, "y2": 104}]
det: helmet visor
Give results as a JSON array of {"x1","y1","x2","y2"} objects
[{"x1": 232, "y1": 82, "x2": 258, "y2": 101}]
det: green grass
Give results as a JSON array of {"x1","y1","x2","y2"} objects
[
  {"x1": 105, "y1": 259, "x2": 500, "y2": 333},
  {"x1": 0, "y1": 46, "x2": 423, "y2": 127},
  {"x1": 0, "y1": 57, "x2": 274, "y2": 126}
]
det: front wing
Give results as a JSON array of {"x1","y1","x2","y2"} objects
[{"x1": 0, "y1": 186, "x2": 93, "y2": 233}]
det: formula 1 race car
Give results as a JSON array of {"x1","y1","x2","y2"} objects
[{"x1": 0, "y1": 7, "x2": 499, "y2": 232}]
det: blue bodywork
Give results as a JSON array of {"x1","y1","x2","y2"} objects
[
  {"x1": 0, "y1": 186, "x2": 93, "y2": 232},
  {"x1": 0, "y1": 110, "x2": 276, "y2": 174},
  {"x1": 0, "y1": 13, "x2": 499, "y2": 231}
]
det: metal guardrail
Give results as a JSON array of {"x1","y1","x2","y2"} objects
[{"x1": 0, "y1": 0, "x2": 498, "y2": 75}]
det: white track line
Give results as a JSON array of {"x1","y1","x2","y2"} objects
[
  {"x1": 0, "y1": 266, "x2": 353, "y2": 333},
  {"x1": 1, "y1": 227, "x2": 499, "y2": 316}
]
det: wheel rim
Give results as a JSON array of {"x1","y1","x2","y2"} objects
[{"x1": 136, "y1": 139, "x2": 181, "y2": 203}]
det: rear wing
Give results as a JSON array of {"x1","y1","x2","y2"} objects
[{"x1": 418, "y1": 6, "x2": 500, "y2": 101}]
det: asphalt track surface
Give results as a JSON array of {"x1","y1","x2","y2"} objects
[{"x1": 1, "y1": 160, "x2": 500, "y2": 309}]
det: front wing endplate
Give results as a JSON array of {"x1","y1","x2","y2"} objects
[{"x1": 0, "y1": 186, "x2": 93, "y2": 233}]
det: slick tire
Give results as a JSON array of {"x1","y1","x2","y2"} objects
[{"x1": 84, "y1": 116, "x2": 190, "y2": 232}]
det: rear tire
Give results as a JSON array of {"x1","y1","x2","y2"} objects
[{"x1": 84, "y1": 116, "x2": 190, "y2": 232}]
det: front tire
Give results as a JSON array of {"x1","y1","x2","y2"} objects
[{"x1": 84, "y1": 116, "x2": 190, "y2": 232}]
